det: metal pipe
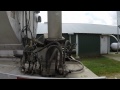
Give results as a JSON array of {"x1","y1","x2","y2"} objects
[
  {"x1": 25, "y1": 11, "x2": 28, "y2": 37},
  {"x1": 117, "y1": 11, "x2": 120, "y2": 54},
  {"x1": 110, "y1": 35, "x2": 118, "y2": 42},
  {"x1": 23, "y1": 11, "x2": 24, "y2": 28},
  {"x1": 0, "y1": 72, "x2": 106, "y2": 79},
  {"x1": 48, "y1": 11, "x2": 62, "y2": 39},
  {"x1": 69, "y1": 34, "x2": 71, "y2": 43},
  {"x1": 76, "y1": 34, "x2": 79, "y2": 58}
]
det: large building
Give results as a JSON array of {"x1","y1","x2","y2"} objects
[{"x1": 37, "y1": 23, "x2": 118, "y2": 57}]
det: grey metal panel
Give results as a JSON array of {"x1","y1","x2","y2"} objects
[
  {"x1": 117, "y1": 11, "x2": 120, "y2": 26},
  {"x1": 7, "y1": 11, "x2": 22, "y2": 43},
  {"x1": 0, "y1": 11, "x2": 20, "y2": 44},
  {"x1": 37, "y1": 23, "x2": 117, "y2": 34}
]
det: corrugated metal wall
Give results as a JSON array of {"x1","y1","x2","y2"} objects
[
  {"x1": 78, "y1": 34, "x2": 100, "y2": 57},
  {"x1": 62, "y1": 33, "x2": 69, "y2": 40},
  {"x1": 71, "y1": 34, "x2": 76, "y2": 44}
]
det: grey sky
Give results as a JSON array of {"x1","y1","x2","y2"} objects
[{"x1": 39, "y1": 11, "x2": 117, "y2": 26}]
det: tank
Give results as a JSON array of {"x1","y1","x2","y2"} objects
[
  {"x1": 111, "y1": 42, "x2": 120, "y2": 51},
  {"x1": 0, "y1": 11, "x2": 40, "y2": 57},
  {"x1": 0, "y1": 11, "x2": 39, "y2": 50}
]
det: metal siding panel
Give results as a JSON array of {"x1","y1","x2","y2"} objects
[
  {"x1": 62, "y1": 34, "x2": 69, "y2": 40},
  {"x1": 78, "y1": 34, "x2": 100, "y2": 57},
  {"x1": 100, "y1": 35, "x2": 108, "y2": 54},
  {"x1": 71, "y1": 34, "x2": 76, "y2": 44}
]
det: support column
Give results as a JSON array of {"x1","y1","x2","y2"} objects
[
  {"x1": 117, "y1": 11, "x2": 120, "y2": 54},
  {"x1": 69, "y1": 34, "x2": 71, "y2": 43},
  {"x1": 107, "y1": 36, "x2": 110, "y2": 54},
  {"x1": 48, "y1": 11, "x2": 62, "y2": 39},
  {"x1": 76, "y1": 34, "x2": 79, "y2": 59}
]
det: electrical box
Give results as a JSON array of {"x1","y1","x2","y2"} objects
[{"x1": 37, "y1": 16, "x2": 41, "y2": 22}]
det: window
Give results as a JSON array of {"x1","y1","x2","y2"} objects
[{"x1": 11, "y1": 11, "x2": 15, "y2": 19}]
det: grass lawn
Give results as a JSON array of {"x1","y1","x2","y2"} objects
[{"x1": 81, "y1": 56, "x2": 120, "y2": 77}]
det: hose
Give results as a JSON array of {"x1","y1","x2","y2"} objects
[
  {"x1": 45, "y1": 45, "x2": 63, "y2": 74},
  {"x1": 21, "y1": 25, "x2": 33, "y2": 46},
  {"x1": 21, "y1": 11, "x2": 33, "y2": 47},
  {"x1": 63, "y1": 40, "x2": 71, "y2": 64},
  {"x1": 38, "y1": 35, "x2": 44, "y2": 40},
  {"x1": 67, "y1": 56, "x2": 84, "y2": 73},
  {"x1": 33, "y1": 41, "x2": 61, "y2": 53}
]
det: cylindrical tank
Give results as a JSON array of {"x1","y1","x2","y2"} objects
[
  {"x1": 48, "y1": 11, "x2": 62, "y2": 39},
  {"x1": 111, "y1": 42, "x2": 120, "y2": 51}
]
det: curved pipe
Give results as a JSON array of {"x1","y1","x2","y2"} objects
[
  {"x1": 63, "y1": 40, "x2": 71, "y2": 64},
  {"x1": 33, "y1": 41, "x2": 61, "y2": 53},
  {"x1": 110, "y1": 35, "x2": 118, "y2": 42},
  {"x1": 45, "y1": 45, "x2": 63, "y2": 73}
]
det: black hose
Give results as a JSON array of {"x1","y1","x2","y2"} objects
[
  {"x1": 67, "y1": 57, "x2": 84, "y2": 73},
  {"x1": 38, "y1": 35, "x2": 44, "y2": 40},
  {"x1": 21, "y1": 25, "x2": 33, "y2": 46},
  {"x1": 33, "y1": 41, "x2": 61, "y2": 53},
  {"x1": 21, "y1": 11, "x2": 33, "y2": 47},
  {"x1": 63, "y1": 40, "x2": 71, "y2": 64},
  {"x1": 45, "y1": 45, "x2": 63, "y2": 69}
]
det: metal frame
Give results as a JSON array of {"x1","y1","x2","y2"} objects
[{"x1": 0, "y1": 72, "x2": 106, "y2": 79}]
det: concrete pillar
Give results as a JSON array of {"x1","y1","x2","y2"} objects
[{"x1": 48, "y1": 11, "x2": 62, "y2": 39}]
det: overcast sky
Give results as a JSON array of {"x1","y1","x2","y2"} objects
[{"x1": 39, "y1": 11, "x2": 117, "y2": 26}]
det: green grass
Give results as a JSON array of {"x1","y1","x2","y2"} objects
[{"x1": 81, "y1": 56, "x2": 120, "y2": 76}]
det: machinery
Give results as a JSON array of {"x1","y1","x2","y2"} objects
[
  {"x1": 19, "y1": 11, "x2": 84, "y2": 77},
  {"x1": 0, "y1": 11, "x2": 105, "y2": 79}
]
